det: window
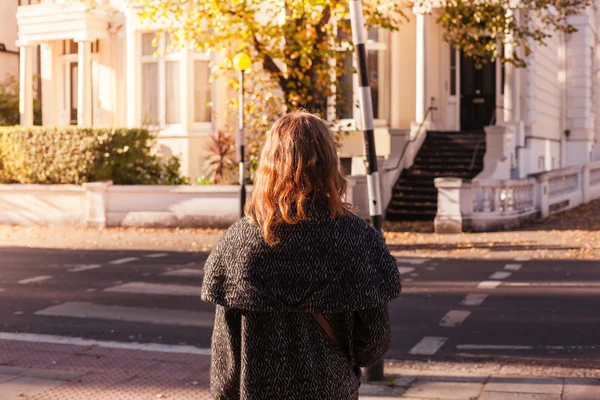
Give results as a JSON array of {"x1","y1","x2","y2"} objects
[
  {"x1": 140, "y1": 32, "x2": 211, "y2": 128},
  {"x1": 450, "y1": 48, "x2": 457, "y2": 96},
  {"x1": 194, "y1": 60, "x2": 211, "y2": 123},
  {"x1": 333, "y1": 22, "x2": 387, "y2": 125}
]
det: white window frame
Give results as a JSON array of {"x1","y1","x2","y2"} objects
[
  {"x1": 328, "y1": 25, "x2": 390, "y2": 131},
  {"x1": 190, "y1": 51, "x2": 214, "y2": 133},
  {"x1": 59, "y1": 51, "x2": 99, "y2": 126},
  {"x1": 140, "y1": 31, "x2": 181, "y2": 131}
]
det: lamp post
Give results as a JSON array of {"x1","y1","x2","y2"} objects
[
  {"x1": 349, "y1": 0, "x2": 385, "y2": 381},
  {"x1": 233, "y1": 52, "x2": 251, "y2": 217}
]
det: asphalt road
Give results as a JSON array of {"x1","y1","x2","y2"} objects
[{"x1": 0, "y1": 246, "x2": 599, "y2": 368}]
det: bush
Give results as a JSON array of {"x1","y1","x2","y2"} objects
[
  {"x1": 0, "y1": 74, "x2": 41, "y2": 126},
  {"x1": 0, "y1": 126, "x2": 188, "y2": 185}
]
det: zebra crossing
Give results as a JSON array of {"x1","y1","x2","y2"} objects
[{"x1": 28, "y1": 253, "x2": 214, "y2": 337}]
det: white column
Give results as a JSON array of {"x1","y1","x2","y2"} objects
[
  {"x1": 40, "y1": 42, "x2": 55, "y2": 126},
  {"x1": 180, "y1": 48, "x2": 191, "y2": 134},
  {"x1": 125, "y1": 9, "x2": 138, "y2": 128},
  {"x1": 77, "y1": 40, "x2": 92, "y2": 126},
  {"x1": 415, "y1": 12, "x2": 428, "y2": 123},
  {"x1": 19, "y1": 45, "x2": 34, "y2": 126},
  {"x1": 390, "y1": 30, "x2": 402, "y2": 128}
]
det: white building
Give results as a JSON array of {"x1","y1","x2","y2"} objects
[{"x1": 15, "y1": 0, "x2": 600, "y2": 213}]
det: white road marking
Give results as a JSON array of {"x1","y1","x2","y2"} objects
[
  {"x1": 461, "y1": 294, "x2": 488, "y2": 307},
  {"x1": 0, "y1": 332, "x2": 211, "y2": 355},
  {"x1": 458, "y1": 344, "x2": 533, "y2": 350},
  {"x1": 409, "y1": 337, "x2": 448, "y2": 356},
  {"x1": 477, "y1": 281, "x2": 502, "y2": 289},
  {"x1": 489, "y1": 271, "x2": 512, "y2": 280},
  {"x1": 504, "y1": 263, "x2": 522, "y2": 271},
  {"x1": 409, "y1": 273, "x2": 419, "y2": 277},
  {"x1": 161, "y1": 269, "x2": 204, "y2": 278},
  {"x1": 439, "y1": 310, "x2": 471, "y2": 328},
  {"x1": 403, "y1": 278, "x2": 414, "y2": 282},
  {"x1": 35, "y1": 302, "x2": 213, "y2": 327},
  {"x1": 145, "y1": 253, "x2": 168, "y2": 259},
  {"x1": 396, "y1": 258, "x2": 430, "y2": 265},
  {"x1": 426, "y1": 267, "x2": 435, "y2": 271},
  {"x1": 104, "y1": 282, "x2": 200, "y2": 297},
  {"x1": 397, "y1": 267, "x2": 415, "y2": 275},
  {"x1": 18, "y1": 276, "x2": 52, "y2": 284},
  {"x1": 514, "y1": 257, "x2": 530, "y2": 262},
  {"x1": 85, "y1": 288, "x2": 96, "y2": 292},
  {"x1": 68, "y1": 264, "x2": 101, "y2": 273},
  {"x1": 109, "y1": 257, "x2": 140, "y2": 265},
  {"x1": 505, "y1": 282, "x2": 600, "y2": 287}
]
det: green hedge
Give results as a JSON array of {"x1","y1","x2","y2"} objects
[{"x1": 0, "y1": 127, "x2": 188, "y2": 185}]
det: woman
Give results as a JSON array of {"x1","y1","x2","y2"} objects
[{"x1": 202, "y1": 111, "x2": 401, "y2": 399}]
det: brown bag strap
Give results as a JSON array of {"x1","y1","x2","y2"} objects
[{"x1": 312, "y1": 313, "x2": 343, "y2": 352}]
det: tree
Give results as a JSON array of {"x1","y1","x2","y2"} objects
[
  {"x1": 434, "y1": 0, "x2": 591, "y2": 67},
  {"x1": 135, "y1": 0, "x2": 407, "y2": 117}
]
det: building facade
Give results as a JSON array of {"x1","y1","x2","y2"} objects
[{"x1": 16, "y1": 1, "x2": 600, "y2": 189}]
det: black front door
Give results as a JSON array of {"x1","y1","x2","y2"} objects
[{"x1": 460, "y1": 54, "x2": 496, "y2": 131}]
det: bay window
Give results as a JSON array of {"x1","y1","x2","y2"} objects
[
  {"x1": 140, "y1": 32, "x2": 212, "y2": 130},
  {"x1": 332, "y1": 23, "x2": 389, "y2": 129}
]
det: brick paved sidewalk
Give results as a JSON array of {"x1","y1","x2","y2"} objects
[
  {"x1": 0, "y1": 339, "x2": 211, "y2": 399},
  {"x1": 2, "y1": 337, "x2": 600, "y2": 399}
]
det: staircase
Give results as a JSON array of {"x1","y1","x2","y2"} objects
[{"x1": 386, "y1": 131, "x2": 486, "y2": 221}]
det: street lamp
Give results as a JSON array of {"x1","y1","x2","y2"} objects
[{"x1": 233, "y1": 52, "x2": 251, "y2": 217}]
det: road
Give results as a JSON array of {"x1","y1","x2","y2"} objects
[{"x1": 0, "y1": 246, "x2": 599, "y2": 369}]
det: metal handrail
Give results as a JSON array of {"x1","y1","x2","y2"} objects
[
  {"x1": 469, "y1": 140, "x2": 483, "y2": 171},
  {"x1": 489, "y1": 105, "x2": 505, "y2": 126},
  {"x1": 384, "y1": 100, "x2": 437, "y2": 172}
]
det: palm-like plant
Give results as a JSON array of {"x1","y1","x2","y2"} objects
[{"x1": 204, "y1": 130, "x2": 235, "y2": 184}]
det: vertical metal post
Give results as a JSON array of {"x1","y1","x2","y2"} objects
[
  {"x1": 349, "y1": 0, "x2": 385, "y2": 381},
  {"x1": 238, "y1": 70, "x2": 246, "y2": 217}
]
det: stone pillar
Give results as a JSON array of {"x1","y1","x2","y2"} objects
[
  {"x1": 83, "y1": 181, "x2": 111, "y2": 228},
  {"x1": 434, "y1": 178, "x2": 473, "y2": 233},
  {"x1": 414, "y1": 11, "x2": 428, "y2": 123},
  {"x1": 77, "y1": 40, "x2": 92, "y2": 126},
  {"x1": 19, "y1": 45, "x2": 34, "y2": 126}
]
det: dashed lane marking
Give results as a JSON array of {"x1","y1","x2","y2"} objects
[
  {"x1": 396, "y1": 258, "x2": 430, "y2": 265},
  {"x1": 477, "y1": 281, "x2": 502, "y2": 289},
  {"x1": 504, "y1": 263, "x2": 522, "y2": 271},
  {"x1": 109, "y1": 257, "x2": 140, "y2": 265},
  {"x1": 457, "y1": 344, "x2": 533, "y2": 351},
  {"x1": 161, "y1": 269, "x2": 204, "y2": 278},
  {"x1": 409, "y1": 337, "x2": 448, "y2": 356},
  {"x1": 397, "y1": 267, "x2": 415, "y2": 275},
  {"x1": 514, "y1": 257, "x2": 530, "y2": 262},
  {"x1": 68, "y1": 264, "x2": 101, "y2": 273},
  {"x1": 461, "y1": 294, "x2": 488, "y2": 306},
  {"x1": 35, "y1": 302, "x2": 214, "y2": 327},
  {"x1": 439, "y1": 310, "x2": 471, "y2": 328},
  {"x1": 489, "y1": 271, "x2": 512, "y2": 280},
  {"x1": 18, "y1": 276, "x2": 52, "y2": 284},
  {"x1": 145, "y1": 253, "x2": 168, "y2": 259},
  {"x1": 104, "y1": 282, "x2": 200, "y2": 297}
]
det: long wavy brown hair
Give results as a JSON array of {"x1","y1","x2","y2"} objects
[{"x1": 245, "y1": 111, "x2": 349, "y2": 245}]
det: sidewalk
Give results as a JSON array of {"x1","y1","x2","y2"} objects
[
  {"x1": 0, "y1": 338, "x2": 212, "y2": 399},
  {"x1": 0, "y1": 199, "x2": 598, "y2": 260},
  {"x1": 2, "y1": 337, "x2": 599, "y2": 399}
]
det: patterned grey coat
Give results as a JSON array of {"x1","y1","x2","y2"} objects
[{"x1": 201, "y1": 205, "x2": 401, "y2": 400}]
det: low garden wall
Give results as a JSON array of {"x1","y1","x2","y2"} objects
[{"x1": 0, "y1": 178, "x2": 369, "y2": 229}]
